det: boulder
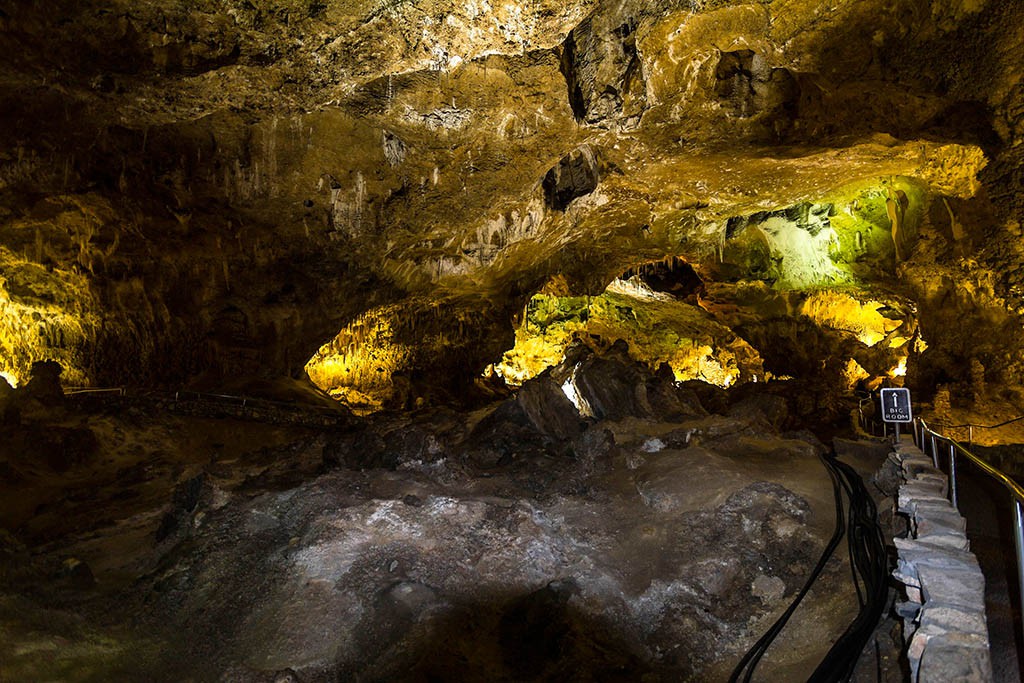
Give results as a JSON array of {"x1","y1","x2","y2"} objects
[
  {"x1": 728, "y1": 393, "x2": 789, "y2": 431},
  {"x1": 645, "y1": 363, "x2": 708, "y2": 421},
  {"x1": 569, "y1": 342, "x2": 651, "y2": 420},
  {"x1": 515, "y1": 371, "x2": 584, "y2": 440}
]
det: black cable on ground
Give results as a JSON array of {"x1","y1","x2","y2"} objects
[
  {"x1": 809, "y1": 457, "x2": 889, "y2": 682},
  {"x1": 728, "y1": 451, "x2": 847, "y2": 683},
  {"x1": 728, "y1": 449, "x2": 890, "y2": 683}
]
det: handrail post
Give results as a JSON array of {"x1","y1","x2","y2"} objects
[
  {"x1": 1014, "y1": 501, "x2": 1024, "y2": 648},
  {"x1": 930, "y1": 434, "x2": 939, "y2": 468},
  {"x1": 948, "y1": 442, "x2": 958, "y2": 509}
]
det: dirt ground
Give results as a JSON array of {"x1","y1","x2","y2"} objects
[{"x1": 0, "y1": 376, "x2": 893, "y2": 682}]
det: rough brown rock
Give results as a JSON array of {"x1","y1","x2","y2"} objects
[{"x1": 0, "y1": 0, "x2": 1019, "y2": 410}]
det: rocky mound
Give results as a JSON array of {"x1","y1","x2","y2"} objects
[{"x1": 0, "y1": 353, "x2": 863, "y2": 681}]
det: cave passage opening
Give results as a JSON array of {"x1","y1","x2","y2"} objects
[
  {"x1": 300, "y1": 176, "x2": 930, "y2": 416},
  {"x1": 489, "y1": 259, "x2": 763, "y2": 390}
]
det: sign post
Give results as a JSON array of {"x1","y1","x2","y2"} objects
[{"x1": 880, "y1": 387, "x2": 913, "y2": 441}]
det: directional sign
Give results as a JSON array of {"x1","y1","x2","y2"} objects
[{"x1": 880, "y1": 387, "x2": 913, "y2": 423}]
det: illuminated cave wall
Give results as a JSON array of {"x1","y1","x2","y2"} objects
[
  {"x1": 304, "y1": 274, "x2": 919, "y2": 415},
  {"x1": 715, "y1": 177, "x2": 926, "y2": 290},
  {"x1": 305, "y1": 304, "x2": 414, "y2": 411},
  {"x1": 492, "y1": 279, "x2": 763, "y2": 388},
  {"x1": 0, "y1": 0, "x2": 1016, "y2": 407},
  {"x1": 303, "y1": 173, "x2": 928, "y2": 413},
  {"x1": 305, "y1": 298, "x2": 511, "y2": 412},
  {"x1": 0, "y1": 248, "x2": 101, "y2": 388}
]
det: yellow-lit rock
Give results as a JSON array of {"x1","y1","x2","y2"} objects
[
  {"x1": 494, "y1": 279, "x2": 762, "y2": 389},
  {"x1": 0, "y1": 0, "x2": 1020, "y2": 405},
  {"x1": 800, "y1": 291, "x2": 908, "y2": 348}
]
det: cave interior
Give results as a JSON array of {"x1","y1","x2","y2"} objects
[{"x1": 2, "y1": 0, "x2": 1024, "y2": 680}]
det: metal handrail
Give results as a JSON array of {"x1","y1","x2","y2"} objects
[
  {"x1": 941, "y1": 414, "x2": 1024, "y2": 447},
  {"x1": 61, "y1": 385, "x2": 347, "y2": 418},
  {"x1": 947, "y1": 414, "x2": 1024, "y2": 431},
  {"x1": 857, "y1": 397, "x2": 885, "y2": 437},
  {"x1": 64, "y1": 387, "x2": 127, "y2": 396},
  {"x1": 915, "y1": 417, "x2": 1024, "y2": 646}
]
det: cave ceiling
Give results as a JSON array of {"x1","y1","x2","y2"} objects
[{"x1": 0, "y1": 0, "x2": 1022, "y2": 406}]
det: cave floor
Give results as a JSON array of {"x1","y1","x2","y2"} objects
[{"x1": 0, "y1": 392, "x2": 892, "y2": 682}]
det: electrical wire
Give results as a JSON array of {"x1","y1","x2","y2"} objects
[
  {"x1": 809, "y1": 456, "x2": 889, "y2": 682},
  {"x1": 728, "y1": 449, "x2": 890, "y2": 683},
  {"x1": 728, "y1": 451, "x2": 846, "y2": 683}
]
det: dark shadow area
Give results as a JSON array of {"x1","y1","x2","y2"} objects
[
  {"x1": 955, "y1": 460, "x2": 1024, "y2": 682},
  {"x1": 333, "y1": 579, "x2": 656, "y2": 682},
  {"x1": 542, "y1": 145, "x2": 600, "y2": 211},
  {"x1": 619, "y1": 257, "x2": 705, "y2": 300}
]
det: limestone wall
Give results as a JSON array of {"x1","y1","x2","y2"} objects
[{"x1": 890, "y1": 440, "x2": 993, "y2": 681}]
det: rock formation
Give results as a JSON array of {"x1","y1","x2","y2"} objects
[
  {"x1": 3, "y1": 4, "x2": 1024, "y2": 679},
  {"x1": 0, "y1": 351, "x2": 886, "y2": 681},
  {"x1": 0, "y1": 0, "x2": 1020, "y2": 411}
]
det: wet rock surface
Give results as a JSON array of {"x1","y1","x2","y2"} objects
[{"x1": 0, "y1": 355, "x2": 862, "y2": 681}]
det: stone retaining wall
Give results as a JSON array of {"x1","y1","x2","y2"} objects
[{"x1": 890, "y1": 439, "x2": 993, "y2": 682}]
